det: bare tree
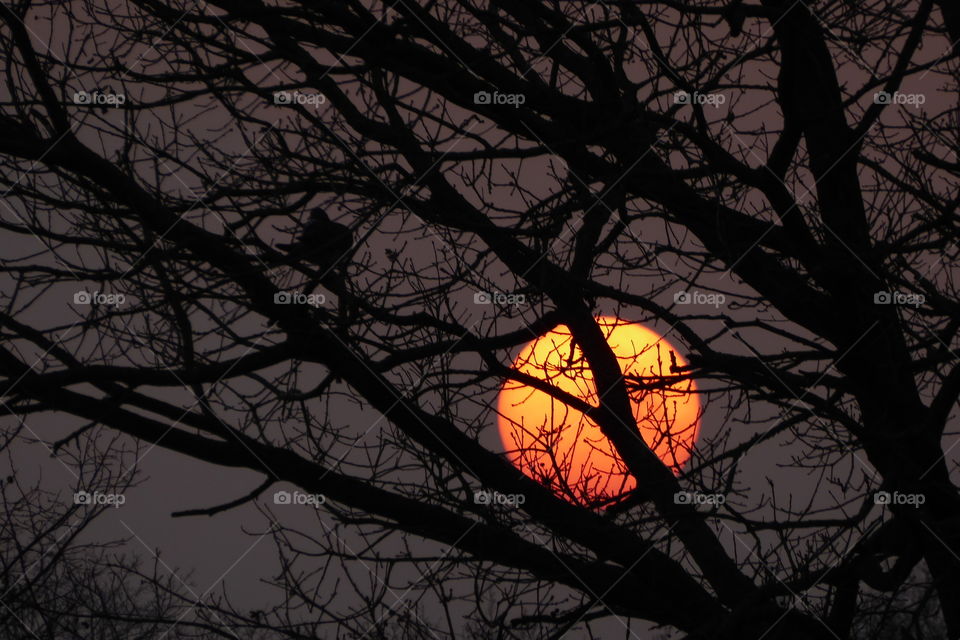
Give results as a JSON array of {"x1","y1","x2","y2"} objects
[
  {"x1": 0, "y1": 430, "x2": 244, "y2": 639},
  {"x1": 1, "y1": 0, "x2": 959, "y2": 638}
]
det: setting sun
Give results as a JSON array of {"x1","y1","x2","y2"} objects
[{"x1": 497, "y1": 318, "x2": 701, "y2": 506}]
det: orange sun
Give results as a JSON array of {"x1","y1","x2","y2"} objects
[{"x1": 497, "y1": 317, "x2": 701, "y2": 506}]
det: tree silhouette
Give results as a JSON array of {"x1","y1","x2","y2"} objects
[{"x1": 0, "y1": 0, "x2": 958, "y2": 638}]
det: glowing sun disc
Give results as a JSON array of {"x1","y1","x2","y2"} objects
[{"x1": 496, "y1": 317, "x2": 701, "y2": 506}]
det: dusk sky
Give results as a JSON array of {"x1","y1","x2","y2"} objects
[{"x1": 1, "y1": 2, "x2": 959, "y2": 639}]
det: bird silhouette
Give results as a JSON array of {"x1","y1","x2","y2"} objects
[
  {"x1": 276, "y1": 208, "x2": 357, "y2": 334},
  {"x1": 277, "y1": 207, "x2": 354, "y2": 276}
]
